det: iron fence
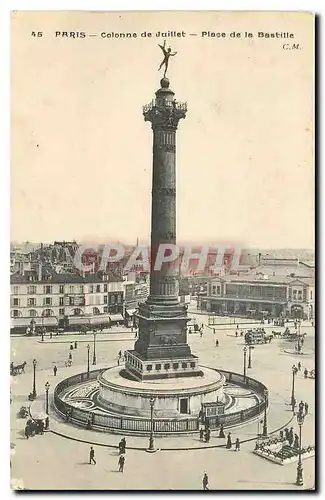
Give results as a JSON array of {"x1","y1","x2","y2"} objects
[{"x1": 53, "y1": 368, "x2": 267, "y2": 435}]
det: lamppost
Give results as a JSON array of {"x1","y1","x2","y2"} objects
[
  {"x1": 296, "y1": 412, "x2": 305, "y2": 486},
  {"x1": 32, "y1": 359, "x2": 37, "y2": 399},
  {"x1": 262, "y1": 389, "x2": 268, "y2": 436},
  {"x1": 87, "y1": 344, "x2": 90, "y2": 377},
  {"x1": 291, "y1": 364, "x2": 297, "y2": 407},
  {"x1": 92, "y1": 331, "x2": 97, "y2": 365},
  {"x1": 243, "y1": 346, "x2": 247, "y2": 380},
  {"x1": 248, "y1": 345, "x2": 254, "y2": 369},
  {"x1": 45, "y1": 381, "x2": 50, "y2": 414},
  {"x1": 147, "y1": 396, "x2": 156, "y2": 453}
]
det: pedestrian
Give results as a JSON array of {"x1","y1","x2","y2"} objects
[
  {"x1": 205, "y1": 428, "x2": 211, "y2": 443},
  {"x1": 215, "y1": 339, "x2": 219, "y2": 347},
  {"x1": 298, "y1": 362, "x2": 301, "y2": 371},
  {"x1": 50, "y1": 332, "x2": 53, "y2": 339},
  {"x1": 294, "y1": 433, "x2": 299, "y2": 449},
  {"x1": 235, "y1": 331, "x2": 238, "y2": 337},
  {"x1": 240, "y1": 330, "x2": 243, "y2": 337},
  {"x1": 213, "y1": 328, "x2": 215, "y2": 334},
  {"x1": 89, "y1": 446, "x2": 96, "y2": 465},
  {"x1": 121, "y1": 438, "x2": 126, "y2": 454},
  {"x1": 301, "y1": 337, "x2": 304, "y2": 346},
  {"x1": 219, "y1": 423, "x2": 225, "y2": 438},
  {"x1": 69, "y1": 352, "x2": 72, "y2": 361},
  {"x1": 279, "y1": 430, "x2": 284, "y2": 440},
  {"x1": 288, "y1": 427, "x2": 294, "y2": 446},
  {"x1": 235, "y1": 438, "x2": 240, "y2": 451},
  {"x1": 53, "y1": 365, "x2": 57, "y2": 376},
  {"x1": 237, "y1": 324, "x2": 239, "y2": 330},
  {"x1": 226, "y1": 433, "x2": 232, "y2": 449},
  {"x1": 284, "y1": 427, "x2": 289, "y2": 440},
  {"x1": 39, "y1": 420, "x2": 44, "y2": 435},
  {"x1": 24, "y1": 426, "x2": 29, "y2": 439},
  {"x1": 118, "y1": 350, "x2": 122, "y2": 359},
  {"x1": 292, "y1": 397, "x2": 296, "y2": 413},
  {"x1": 299, "y1": 401, "x2": 304, "y2": 414},
  {"x1": 118, "y1": 455, "x2": 125, "y2": 472},
  {"x1": 304, "y1": 402, "x2": 309, "y2": 414},
  {"x1": 200, "y1": 428, "x2": 204, "y2": 441},
  {"x1": 117, "y1": 357, "x2": 120, "y2": 366},
  {"x1": 202, "y1": 472, "x2": 209, "y2": 491},
  {"x1": 74, "y1": 341, "x2": 78, "y2": 349},
  {"x1": 70, "y1": 344, "x2": 74, "y2": 350},
  {"x1": 304, "y1": 368, "x2": 308, "y2": 379}
]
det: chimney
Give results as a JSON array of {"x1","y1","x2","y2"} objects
[{"x1": 38, "y1": 262, "x2": 42, "y2": 281}]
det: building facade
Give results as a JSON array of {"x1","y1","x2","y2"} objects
[
  {"x1": 10, "y1": 270, "x2": 125, "y2": 332},
  {"x1": 199, "y1": 274, "x2": 315, "y2": 320}
]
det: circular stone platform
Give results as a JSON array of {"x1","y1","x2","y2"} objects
[
  {"x1": 53, "y1": 367, "x2": 268, "y2": 436},
  {"x1": 98, "y1": 366, "x2": 225, "y2": 418}
]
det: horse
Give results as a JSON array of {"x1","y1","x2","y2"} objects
[
  {"x1": 15, "y1": 361, "x2": 27, "y2": 374},
  {"x1": 10, "y1": 361, "x2": 27, "y2": 376}
]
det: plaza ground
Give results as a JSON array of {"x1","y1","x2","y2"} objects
[{"x1": 10, "y1": 307, "x2": 315, "y2": 490}]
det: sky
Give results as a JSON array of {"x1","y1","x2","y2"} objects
[{"x1": 11, "y1": 11, "x2": 314, "y2": 249}]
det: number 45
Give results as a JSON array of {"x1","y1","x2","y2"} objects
[{"x1": 31, "y1": 32, "x2": 43, "y2": 37}]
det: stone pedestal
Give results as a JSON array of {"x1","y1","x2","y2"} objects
[{"x1": 98, "y1": 366, "x2": 226, "y2": 418}]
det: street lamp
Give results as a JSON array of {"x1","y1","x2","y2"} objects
[
  {"x1": 296, "y1": 412, "x2": 305, "y2": 486},
  {"x1": 87, "y1": 344, "x2": 90, "y2": 377},
  {"x1": 262, "y1": 389, "x2": 268, "y2": 437},
  {"x1": 243, "y1": 346, "x2": 247, "y2": 380},
  {"x1": 291, "y1": 364, "x2": 297, "y2": 407},
  {"x1": 32, "y1": 359, "x2": 37, "y2": 399},
  {"x1": 147, "y1": 396, "x2": 156, "y2": 453},
  {"x1": 248, "y1": 345, "x2": 254, "y2": 369},
  {"x1": 92, "y1": 331, "x2": 97, "y2": 365},
  {"x1": 45, "y1": 381, "x2": 50, "y2": 414}
]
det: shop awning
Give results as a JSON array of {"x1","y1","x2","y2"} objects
[
  {"x1": 109, "y1": 314, "x2": 124, "y2": 322},
  {"x1": 126, "y1": 309, "x2": 136, "y2": 315}
]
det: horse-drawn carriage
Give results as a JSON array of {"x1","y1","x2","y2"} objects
[
  {"x1": 10, "y1": 361, "x2": 26, "y2": 376},
  {"x1": 24, "y1": 412, "x2": 49, "y2": 438},
  {"x1": 245, "y1": 329, "x2": 273, "y2": 345}
]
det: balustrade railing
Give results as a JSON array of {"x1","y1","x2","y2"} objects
[{"x1": 53, "y1": 368, "x2": 267, "y2": 435}]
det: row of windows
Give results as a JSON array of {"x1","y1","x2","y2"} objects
[
  {"x1": 11, "y1": 306, "x2": 121, "y2": 318},
  {"x1": 225, "y1": 284, "x2": 287, "y2": 300},
  {"x1": 11, "y1": 284, "x2": 120, "y2": 295},
  {"x1": 12, "y1": 293, "x2": 123, "y2": 307}
]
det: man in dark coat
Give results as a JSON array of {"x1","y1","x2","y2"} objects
[
  {"x1": 89, "y1": 446, "x2": 96, "y2": 464},
  {"x1": 202, "y1": 473, "x2": 209, "y2": 490}
]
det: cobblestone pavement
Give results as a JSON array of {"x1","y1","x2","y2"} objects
[{"x1": 10, "y1": 312, "x2": 315, "y2": 490}]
